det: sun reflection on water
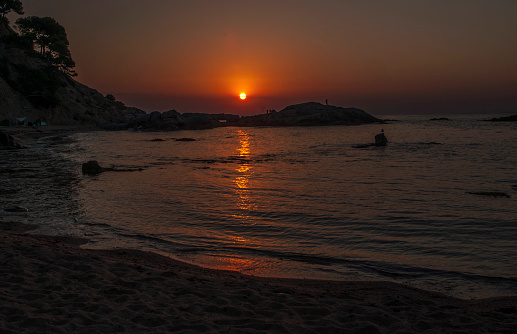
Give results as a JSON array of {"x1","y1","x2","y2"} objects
[
  {"x1": 233, "y1": 130, "x2": 255, "y2": 214},
  {"x1": 237, "y1": 130, "x2": 251, "y2": 156}
]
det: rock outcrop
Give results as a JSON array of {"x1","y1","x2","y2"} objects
[
  {"x1": 236, "y1": 102, "x2": 379, "y2": 127},
  {"x1": 105, "y1": 102, "x2": 380, "y2": 132},
  {"x1": 102, "y1": 111, "x2": 240, "y2": 131},
  {"x1": 486, "y1": 115, "x2": 517, "y2": 122},
  {"x1": 0, "y1": 130, "x2": 24, "y2": 149}
]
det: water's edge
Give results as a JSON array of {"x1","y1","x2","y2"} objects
[{"x1": 2, "y1": 119, "x2": 516, "y2": 299}]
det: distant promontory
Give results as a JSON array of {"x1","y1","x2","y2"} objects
[
  {"x1": 238, "y1": 102, "x2": 379, "y2": 127},
  {"x1": 486, "y1": 115, "x2": 517, "y2": 122},
  {"x1": 101, "y1": 102, "x2": 381, "y2": 131}
]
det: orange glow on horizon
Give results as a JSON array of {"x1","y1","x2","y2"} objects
[{"x1": 58, "y1": 1, "x2": 517, "y2": 115}]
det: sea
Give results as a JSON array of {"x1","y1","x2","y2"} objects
[{"x1": 2, "y1": 113, "x2": 516, "y2": 299}]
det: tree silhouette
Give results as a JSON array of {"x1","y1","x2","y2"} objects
[
  {"x1": 15, "y1": 16, "x2": 76, "y2": 76},
  {"x1": 0, "y1": 0, "x2": 24, "y2": 19}
]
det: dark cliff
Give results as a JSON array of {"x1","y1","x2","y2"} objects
[{"x1": 0, "y1": 19, "x2": 145, "y2": 126}]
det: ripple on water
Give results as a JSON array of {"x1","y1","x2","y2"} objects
[{"x1": 4, "y1": 119, "x2": 515, "y2": 298}]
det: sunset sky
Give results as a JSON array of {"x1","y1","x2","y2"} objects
[{"x1": 13, "y1": 0, "x2": 517, "y2": 115}]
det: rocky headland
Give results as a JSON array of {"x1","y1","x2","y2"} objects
[
  {"x1": 238, "y1": 102, "x2": 379, "y2": 127},
  {"x1": 0, "y1": 19, "x2": 145, "y2": 127},
  {"x1": 102, "y1": 102, "x2": 380, "y2": 132}
]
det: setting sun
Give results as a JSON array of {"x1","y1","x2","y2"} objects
[{"x1": 239, "y1": 93, "x2": 247, "y2": 100}]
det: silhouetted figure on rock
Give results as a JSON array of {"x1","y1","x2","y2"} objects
[{"x1": 375, "y1": 129, "x2": 388, "y2": 146}]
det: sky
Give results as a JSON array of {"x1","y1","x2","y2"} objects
[{"x1": 10, "y1": 0, "x2": 517, "y2": 115}]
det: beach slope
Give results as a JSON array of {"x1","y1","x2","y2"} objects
[{"x1": 1, "y1": 223, "x2": 516, "y2": 333}]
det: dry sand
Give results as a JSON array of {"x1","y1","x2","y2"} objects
[
  {"x1": 1, "y1": 223, "x2": 516, "y2": 333},
  {"x1": 2, "y1": 126, "x2": 517, "y2": 333}
]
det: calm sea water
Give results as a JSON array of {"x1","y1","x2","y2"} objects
[{"x1": 2, "y1": 114, "x2": 516, "y2": 298}]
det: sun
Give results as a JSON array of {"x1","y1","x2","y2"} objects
[{"x1": 239, "y1": 93, "x2": 247, "y2": 100}]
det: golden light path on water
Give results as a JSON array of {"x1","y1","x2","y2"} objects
[
  {"x1": 209, "y1": 129, "x2": 269, "y2": 273},
  {"x1": 234, "y1": 129, "x2": 254, "y2": 213}
]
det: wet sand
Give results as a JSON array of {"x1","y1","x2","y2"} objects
[
  {"x1": 1, "y1": 222, "x2": 516, "y2": 333},
  {"x1": 1, "y1": 126, "x2": 517, "y2": 333}
]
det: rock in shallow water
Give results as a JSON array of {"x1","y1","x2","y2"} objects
[
  {"x1": 82, "y1": 161, "x2": 145, "y2": 175},
  {"x1": 4, "y1": 206, "x2": 29, "y2": 213},
  {"x1": 466, "y1": 191, "x2": 511, "y2": 198},
  {"x1": 175, "y1": 138, "x2": 196, "y2": 142},
  {"x1": 374, "y1": 132, "x2": 388, "y2": 146},
  {"x1": 0, "y1": 131, "x2": 25, "y2": 150},
  {"x1": 82, "y1": 160, "x2": 105, "y2": 175}
]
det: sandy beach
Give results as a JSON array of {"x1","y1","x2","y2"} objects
[
  {"x1": 0, "y1": 222, "x2": 515, "y2": 333},
  {"x1": 2, "y1": 126, "x2": 517, "y2": 333}
]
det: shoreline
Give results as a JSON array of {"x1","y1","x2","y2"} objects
[
  {"x1": 2, "y1": 125, "x2": 517, "y2": 332},
  {"x1": 1, "y1": 222, "x2": 516, "y2": 332},
  {"x1": 0, "y1": 124, "x2": 98, "y2": 144}
]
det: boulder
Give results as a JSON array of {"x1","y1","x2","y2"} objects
[
  {"x1": 82, "y1": 160, "x2": 105, "y2": 175},
  {"x1": 0, "y1": 131, "x2": 25, "y2": 150},
  {"x1": 162, "y1": 110, "x2": 180, "y2": 119},
  {"x1": 149, "y1": 111, "x2": 162, "y2": 123},
  {"x1": 374, "y1": 132, "x2": 388, "y2": 146}
]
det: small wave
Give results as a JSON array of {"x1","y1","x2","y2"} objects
[
  {"x1": 208, "y1": 244, "x2": 517, "y2": 291},
  {"x1": 182, "y1": 154, "x2": 276, "y2": 165}
]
